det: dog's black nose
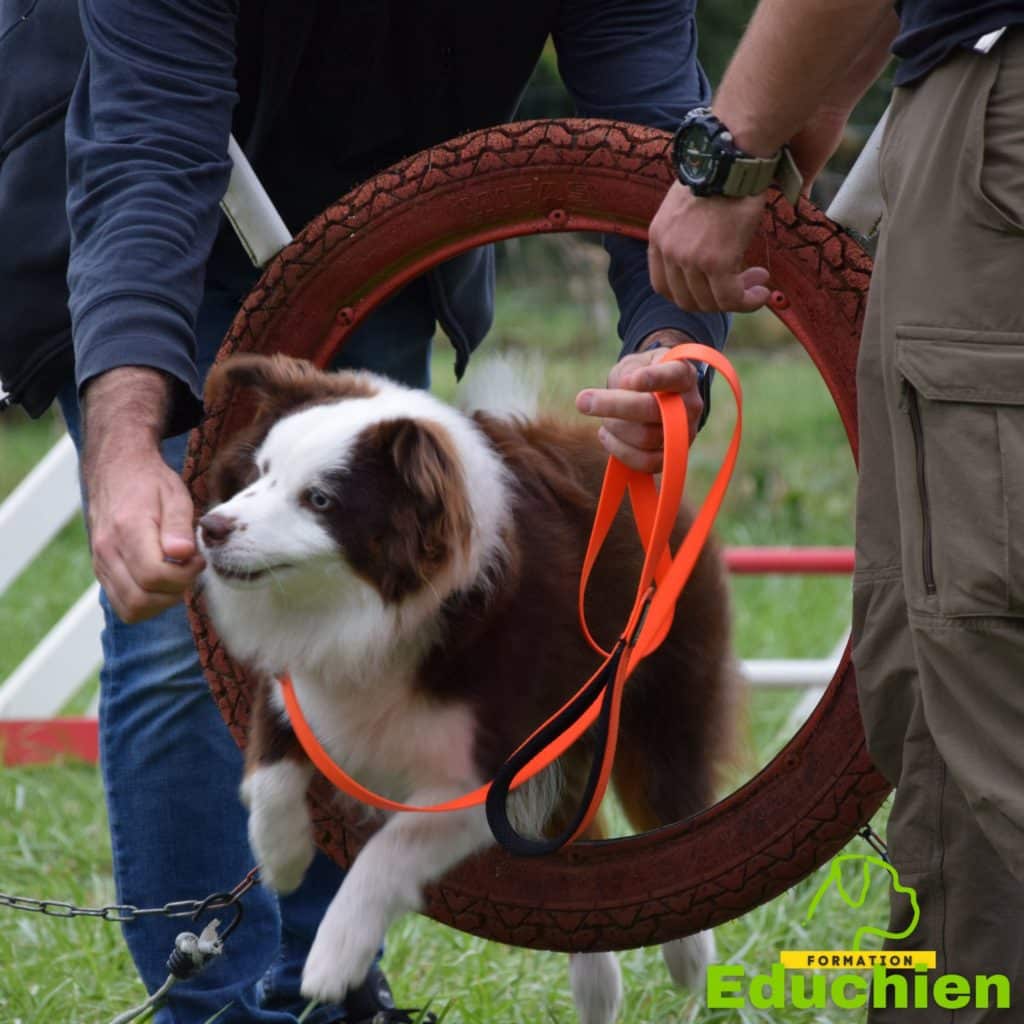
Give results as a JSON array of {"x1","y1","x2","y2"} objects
[{"x1": 199, "y1": 512, "x2": 237, "y2": 547}]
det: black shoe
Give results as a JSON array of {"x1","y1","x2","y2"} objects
[{"x1": 344, "y1": 963, "x2": 438, "y2": 1024}]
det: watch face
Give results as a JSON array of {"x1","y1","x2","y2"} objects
[{"x1": 675, "y1": 122, "x2": 719, "y2": 188}]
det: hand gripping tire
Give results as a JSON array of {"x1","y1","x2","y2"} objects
[{"x1": 185, "y1": 119, "x2": 890, "y2": 953}]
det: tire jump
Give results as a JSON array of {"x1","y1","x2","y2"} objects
[{"x1": 184, "y1": 118, "x2": 889, "y2": 954}]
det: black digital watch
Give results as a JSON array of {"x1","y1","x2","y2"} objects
[{"x1": 671, "y1": 108, "x2": 802, "y2": 204}]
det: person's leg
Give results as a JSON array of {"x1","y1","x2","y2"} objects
[
  {"x1": 59, "y1": 272, "x2": 361, "y2": 1023},
  {"x1": 857, "y1": 35, "x2": 1024, "y2": 1020},
  {"x1": 60, "y1": 381, "x2": 308, "y2": 1024},
  {"x1": 852, "y1": 162, "x2": 962, "y2": 1019}
]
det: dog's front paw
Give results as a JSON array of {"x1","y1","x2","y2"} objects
[
  {"x1": 300, "y1": 900, "x2": 382, "y2": 1004},
  {"x1": 243, "y1": 765, "x2": 315, "y2": 894}
]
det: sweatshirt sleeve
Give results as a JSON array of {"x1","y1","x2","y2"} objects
[
  {"x1": 66, "y1": 0, "x2": 238, "y2": 435},
  {"x1": 552, "y1": 0, "x2": 729, "y2": 356}
]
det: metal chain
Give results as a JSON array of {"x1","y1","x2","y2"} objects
[{"x1": 0, "y1": 865, "x2": 260, "y2": 923}]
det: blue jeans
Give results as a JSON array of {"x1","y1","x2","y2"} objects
[{"x1": 60, "y1": 276, "x2": 435, "y2": 1023}]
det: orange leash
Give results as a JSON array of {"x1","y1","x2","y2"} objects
[{"x1": 278, "y1": 343, "x2": 742, "y2": 851}]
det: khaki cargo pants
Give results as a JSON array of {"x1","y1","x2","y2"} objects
[{"x1": 853, "y1": 29, "x2": 1024, "y2": 1023}]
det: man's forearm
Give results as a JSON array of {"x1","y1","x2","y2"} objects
[
  {"x1": 82, "y1": 367, "x2": 173, "y2": 474},
  {"x1": 713, "y1": 0, "x2": 896, "y2": 157},
  {"x1": 68, "y1": 0, "x2": 238, "y2": 437}
]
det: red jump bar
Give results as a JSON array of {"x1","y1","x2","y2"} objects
[
  {"x1": 724, "y1": 546, "x2": 854, "y2": 574},
  {"x1": 1, "y1": 718, "x2": 99, "y2": 766}
]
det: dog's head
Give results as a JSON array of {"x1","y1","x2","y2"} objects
[{"x1": 197, "y1": 355, "x2": 508, "y2": 670}]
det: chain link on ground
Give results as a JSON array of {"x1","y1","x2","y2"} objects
[
  {"x1": 0, "y1": 865, "x2": 260, "y2": 923},
  {"x1": 2, "y1": 867, "x2": 260, "y2": 1023}
]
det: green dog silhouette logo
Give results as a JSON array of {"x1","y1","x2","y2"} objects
[{"x1": 805, "y1": 854, "x2": 920, "y2": 951}]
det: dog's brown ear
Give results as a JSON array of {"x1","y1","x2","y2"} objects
[
  {"x1": 203, "y1": 355, "x2": 348, "y2": 505},
  {"x1": 206, "y1": 354, "x2": 331, "y2": 417},
  {"x1": 360, "y1": 418, "x2": 474, "y2": 597},
  {"x1": 383, "y1": 419, "x2": 459, "y2": 510},
  {"x1": 207, "y1": 428, "x2": 262, "y2": 504},
  {"x1": 205, "y1": 353, "x2": 377, "y2": 418}
]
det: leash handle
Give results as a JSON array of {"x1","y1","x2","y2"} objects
[
  {"x1": 490, "y1": 344, "x2": 742, "y2": 852},
  {"x1": 279, "y1": 344, "x2": 742, "y2": 848}
]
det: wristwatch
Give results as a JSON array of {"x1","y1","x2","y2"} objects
[
  {"x1": 672, "y1": 108, "x2": 802, "y2": 205},
  {"x1": 640, "y1": 334, "x2": 711, "y2": 431}
]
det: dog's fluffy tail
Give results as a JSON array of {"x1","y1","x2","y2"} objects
[{"x1": 457, "y1": 353, "x2": 542, "y2": 421}]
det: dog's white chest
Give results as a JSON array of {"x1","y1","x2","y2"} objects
[{"x1": 275, "y1": 674, "x2": 480, "y2": 801}]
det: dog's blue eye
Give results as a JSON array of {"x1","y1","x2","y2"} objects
[{"x1": 307, "y1": 487, "x2": 331, "y2": 511}]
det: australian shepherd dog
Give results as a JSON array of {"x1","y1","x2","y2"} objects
[{"x1": 197, "y1": 353, "x2": 738, "y2": 1024}]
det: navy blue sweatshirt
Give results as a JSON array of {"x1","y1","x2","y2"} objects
[
  {"x1": 894, "y1": 2, "x2": 1024, "y2": 85},
  {"x1": 64, "y1": 0, "x2": 728, "y2": 433}
]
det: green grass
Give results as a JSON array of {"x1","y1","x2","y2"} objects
[
  {"x1": 0, "y1": 760, "x2": 892, "y2": 1024},
  {"x1": 0, "y1": 266, "x2": 891, "y2": 1023}
]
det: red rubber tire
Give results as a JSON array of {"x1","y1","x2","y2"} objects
[{"x1": 185, "y1": 119, "x2": 889, "y2": 953}]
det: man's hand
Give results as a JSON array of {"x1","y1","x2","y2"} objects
[
  {"x1": 81, "y1": 367, "x2": 204, "y2": 623},
  {"x1": 648, "y1": 184, "x2": 770, "y2": 314},
  {"x1": 646, "y1": 0, "x2": 896, "y2": 318},
  {"x1": 576, "y1": 329, "x2": 704, "y2": 473}
]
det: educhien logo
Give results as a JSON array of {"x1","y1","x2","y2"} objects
[{"x1": 706, "y1": 854, "x2": 1011, "y2": 1012}]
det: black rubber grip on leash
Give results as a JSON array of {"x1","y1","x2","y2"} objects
[{"x1": 485, "y1": 645, "x2": 621, "y2": 857}]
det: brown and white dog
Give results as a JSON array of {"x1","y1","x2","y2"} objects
[{"x1": 197, "y1": 353, "x2": 738, "y2": 1024}]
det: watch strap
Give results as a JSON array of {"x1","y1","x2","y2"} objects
[
  {"x1": 721, "y1": 146, "x2": 802, "y2": 205},
  {"x1": 721, "y1": 157, "x2": 777, "y2": 199}
]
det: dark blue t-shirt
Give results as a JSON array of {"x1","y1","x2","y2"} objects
[{"x1": 894, "y1": 2, "x2": 1024, "y2": 84}]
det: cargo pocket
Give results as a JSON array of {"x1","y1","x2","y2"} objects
[{"x1": 896, "y1": 327, "x2": 1024, "y2": 617}]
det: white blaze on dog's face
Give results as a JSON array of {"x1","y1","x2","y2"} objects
[{"x1": 197, "y1": 357, "x2": 509, "y2": 675}]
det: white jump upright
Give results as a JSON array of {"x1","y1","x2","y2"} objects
[
  {"x1": 0, "y1": 432, "x2": 81, "y2": 593},
  {"x1": 0, "y1": 433, "x2": 104, "y2": 719},
  {"x1": 0, "y1": 585, "x2": 103, "y2": 718}
]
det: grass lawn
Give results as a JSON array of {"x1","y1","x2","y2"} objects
[{"x1": 0, "y1": 257, "x2": 891, "y2": 1024}]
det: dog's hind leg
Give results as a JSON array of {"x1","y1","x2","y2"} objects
[
  {"x1": 540, "y1": 750, "x2": 623, "y2": 1024},
  {"x1": 567, "y1": 817, "x2": 623, "y2": 1024},
  {"x1": 612, "y1": 668, "x2": 726, "y2": 994},
  {"x1": 569, "y1": 951, "x2": 623, "y2": 1024}
]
